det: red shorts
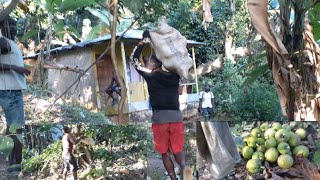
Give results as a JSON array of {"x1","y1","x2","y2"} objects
[{"x1": 152, "y1": 122, "x2": 184, "y2": 155}]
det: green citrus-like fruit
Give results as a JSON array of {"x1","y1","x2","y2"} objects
[
  {"x1": 277, "y1": 142, "x2": 291, "y2": 155},
  {"x1": 260, "y1": 122, "x2": 269, "y2": 132},
  {"x1": 282, "y1": 124, "x2": 292, "y2": 132},
  {"x1": 288, "y1": 133, "x2": 301, "y2": 147},
  {"x1": 237, "y1": 145, "x2": 244, "y2": 153},
  {"x1": 265, "y1": 137, "x2": 277, "y2": 148},
  {"x1": 293, "y1": 145, "x2": 310, "y2": 158},
  {"x1": 295, "y1": 128, "x2": 307, "y2": 140},
  {"x1": 246, "y1": 159, "x2": 262, "y2": 174},
  {"x1": 252, "y1": 151, "x2": 265, "y2": 162},
  {"x1": 256, "y1": 138, "x2": 265, "y2": 146},
  {"x1": 242, "y1": 146, "x2": 254, "y2": 159},
  {"x1": 256, "y1": 145, "x2": 267, "y2": 153},
  {"x1": 247, "y1": 136, "x2": 258, "y2": 148},
  {"x1": 277, "y1": 154, "x2": 294, "y2": 169},
  {"x1": 275, "y1": 129, "x2": 290, "y2": 143},
  {"x1": 272, "y1": 122, "x2": 282, "y2": 131},
  {"x1": 251, "y1": 128, "x2": 262, "y2": 138},
  {"x1": 264, "y1": 128, "x2": 276, "y2": 139},
  {"x1": 265, "y1": 148, "x2": 279, "y2": 163}
]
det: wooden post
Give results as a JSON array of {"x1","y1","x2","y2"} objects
[
  {"x1": 192, "y1": 47, "x2": 199, "y2": 94},
  {"x1": 121, "y1": 41, "x2": 131, "y2": 103},
  {"x1": 92, "y1": 53, "x2": 101, "y2": 109}
]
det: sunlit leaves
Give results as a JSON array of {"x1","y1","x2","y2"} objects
[
  {"x1": 308, "y1": 2, "x2": 320, "y2": 41},
  {"x1": 0, "y1": 135, "x2": 14, "y2": 157},
  {"x1": 58, "y1": 0, "x2": 97, "y2": 12}
]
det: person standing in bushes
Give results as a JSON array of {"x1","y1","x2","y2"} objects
[
  {"x1": 0, "y1": 16, "x2": 30, "y2": 172},
  {"x1": 62, "y1": 126, "x2": 85, "y2": 180},
  {"x1": 199, "y1": 84, "x2": 215, "y2": 121},
  {"x1": 130, "y1": 30, "x2": 187, "y2": 180}
]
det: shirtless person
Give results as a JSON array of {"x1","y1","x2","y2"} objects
[{"x1": 62, "y1": 126, "x2": 82, "y2": 180}]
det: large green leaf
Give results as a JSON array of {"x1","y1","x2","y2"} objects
[
  {"x1": 54, "y1": 20, "x2": 65, "y2": 39},
  {"x1": 85, "y1": 7, "x2": 111, "y2": 27},
  {"x1": 308, "y1": 3, "x2": 320, "y2": 41},
  {"x1": 9, "y1": 123, "x2": 23, "y2": 134},
  {"x1": 84, "y1": 25, "x2": 101, "y2": 40},
  {"x1": 241, "y1": 64, "x2": 269, "y2": 88},
  {"x1": 58, "y1": 0, "x2": 97, "y2": 12},
  {"x1": 20, "y1": 30, "x2": 37, "y2": 43},
  {"x1": 121, "y1": 0, "x2": 146, "y2": 14},
  {"x1": 313, "y1": 150, "x2": 320, "y2": 165},
  {"x1": 67, "y1": 25, "x2": 81, "y2": 39},
  {"x1": 45, "y1": 0, "x2": 62, "y2": 13},
  {"x1": 0, "y1": 135, "x2": 14, "y2": 157},
  {"x1": 230, "y1": 51, "x2": 267, "y2": 77}
]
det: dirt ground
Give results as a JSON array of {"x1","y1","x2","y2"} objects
[
  {"x1": 147, "y1": 122, "x2": 197, "y2": 180},
  {"x1": 0, "y1": 155, "x2": 21, "y2": 180}
]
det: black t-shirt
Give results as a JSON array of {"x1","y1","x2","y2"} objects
[
  {"x1": 131, "y1": 44, "x2": 180, "y2": 110},
  {"x1": 139, "y1": 70, "x2": 180, "y2": 110}
]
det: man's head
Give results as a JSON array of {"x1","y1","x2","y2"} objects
[
  {"x1": 63, "y1": 126, "x2": 71, "y2": 134},
  {"x1": 204, "y1": 84, "x2": 210, "y2": 92},
  {"x1": 143, "y1": 55, "x2": 162, "y2": 71},
  {"x1": 0, "y1": 16, "x2": 17, "y2": 40}
]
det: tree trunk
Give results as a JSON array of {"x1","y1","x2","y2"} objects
[
  {"x1": 0, "y1": 0, "x2": 19, "y2": 22},
  {"x1": 108, "y1": 0, "x2": 127, "y2": 124},
  {"x1": 224, "y1": 0, "x2": 236, "y2": 63},
  {"x1": 248, "y1": 0, "x2": 320, "y2": 120}
]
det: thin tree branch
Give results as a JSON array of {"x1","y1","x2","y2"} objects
[{"x1": 0, "y1": 0, "x2": 19, "y2": 22}]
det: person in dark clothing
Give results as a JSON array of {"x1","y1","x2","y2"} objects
[
  {"x1": 130, "y1": 30, "x2": 186, "y2": 180},
  {"x1": 105, "y1": 71, "x2": 124, "y2": 105}
]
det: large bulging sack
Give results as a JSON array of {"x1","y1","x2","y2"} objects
[{"x1": 149, "y1": 17, "x2": 193, "y2": 79}]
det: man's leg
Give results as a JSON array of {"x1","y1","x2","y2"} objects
[
  {"x1": 70, "y1": 156, "x2": 78, "y2": 180},
  {"x1": 72, "y1": 171, "x2": 78, "y2": 180},
  {"x1": 174, "y1": 151, "x2": 186, "y2": 170},
  {"x1": 152, "y1": 124, "x2": 177, "y2": 179},
  {"x1": 169, "y1": 122, "x2": 186, "y2": 178},
  {"x1": 63, "y1": 168, "x2": 67, "y2": 180},
  {"x1": 2, "y1": 91, "x2": 25, "y2": 172},
  {"x1": 162, "y1": 152, "x2": 177, "y2": 180},
  {"x1": 6, "y1": 128, "x2": 23, "y2": 165}
]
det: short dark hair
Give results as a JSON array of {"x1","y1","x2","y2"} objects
[
  {"x1": 63, "y1": 126, "x2": 71, "y2": 133},
  {"x1": 0, "y1": 16, "x2": 17, "y2": 39},
  {"x1": 143, "y1": 55, "x2": 162, "y2": 70}
]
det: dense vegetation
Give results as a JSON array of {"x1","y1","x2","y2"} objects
[
  {"x1": 23, "y1": 125, "x2": 147, "y2": 179},
  {"x1": 3, "y1": 0, "x2": 284, "y2": 121}
]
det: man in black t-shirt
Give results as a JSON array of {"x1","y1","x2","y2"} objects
[{"x1": 129, "y1": 31, "x2": 186, "y2": 180}]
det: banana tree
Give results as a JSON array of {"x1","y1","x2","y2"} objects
[{"x1": 247, "y1": 0, "x2": 320, "y2": 121}]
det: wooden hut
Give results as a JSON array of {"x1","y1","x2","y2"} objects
[{"x1": 24, "y1": 30, "x2": 204, "y2": 124}]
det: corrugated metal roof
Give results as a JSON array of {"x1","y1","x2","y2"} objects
[{"x1": 24, "y1": 30, "x2": 205, "y2": 59}]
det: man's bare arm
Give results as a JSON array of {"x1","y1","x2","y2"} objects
[
  {"x1": 68, "y1": 134, "x2": 84, "y2": 145},
  {"x1": 68, "y1": 134, "x2": 78, "y2": 145},
  {"x1": 0, "y1": 63, "x2": 31, "y2": 75}
]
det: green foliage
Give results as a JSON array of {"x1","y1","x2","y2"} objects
[
  {"x1": 61, "y1": 104, "x2": 108, "y2": 124},
  {"x1": 313, "y1": 150, "x2": 320, "y2": 165},
  {"x1": 23, "y1": 140, "x2": 62, "y2": 174},
  {"x1": 206, "y1": 59, "x2": 280, "y2": 121},
  {"x1": 0, "y1": 135, "x2": 14, "y2": 157},
  {"x1": 58, "y1": 0, "x2": 97, "y2": 12},
  {"x1": 308, "y1": 2, "x2": 320, "y2": 41}
]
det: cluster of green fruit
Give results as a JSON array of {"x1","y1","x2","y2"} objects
[{"x1": 239, "y1": 122, "x2": 310, "y2": 174}]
